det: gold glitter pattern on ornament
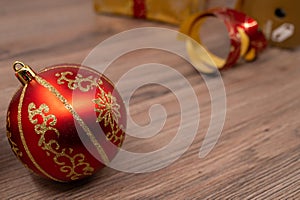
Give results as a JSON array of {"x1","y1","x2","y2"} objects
[
  {"x1": 35, "y1": 76, "x2": 109, "y2": 165},
  {"x1": 106, "y1": 124, "x2": 125, "y2": 147},
  {"x1": 7, "y1": 111, "x2": 23, "y2": 158},
  {"x1": 56, "y1": 71, "x2": 102, "y2": 92},
  {"x1": 18, "y1": 84, "x2": 60, "y2": 182},
  {"x1": 55, "y1": 70, "x2": 125, "y2": 146},
  {"x1": 93, "y1": 90, "x2": 125, "y2": 146},
  {"x1": 93, "y1": 91, "x2": 121, "y2": 129},
  {"x1": 28, "y1": 102, "x2": 94, "y2": 180}
]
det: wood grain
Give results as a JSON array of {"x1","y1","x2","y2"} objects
[{"x1": 0, "y1": 0, "x2": 299, "y2": 199}]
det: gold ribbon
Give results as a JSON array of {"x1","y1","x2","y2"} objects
[{"x1": 180, "y1": 11, "x2": 252, "y2": 73}]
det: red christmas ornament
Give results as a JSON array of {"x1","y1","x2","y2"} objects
[{"x1": 6, "y1": 61, "x2": 126, "y2": 182}]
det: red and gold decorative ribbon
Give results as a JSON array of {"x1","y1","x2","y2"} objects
[
  {"x1": 180, "y1": 8, "x2": 267, "y2": 72},
  {"x1": 94, "y1": 0, "x2": 206, "y2": 25},
  {"x1": 133, "y1": 0, "x2": 146, "y2": 18}
]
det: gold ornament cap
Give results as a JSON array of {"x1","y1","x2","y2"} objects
[{"x1": 13, "y1": 61, "x2": 37, "y2": 85}]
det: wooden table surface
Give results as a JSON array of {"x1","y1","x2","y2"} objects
[{"x1": 0, "y1": 0, "x2": 299, "y2": 199}]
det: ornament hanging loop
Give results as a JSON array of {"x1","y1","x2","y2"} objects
[{"x1": 13, "y1": 61, "x2": 37, "y2": 85}]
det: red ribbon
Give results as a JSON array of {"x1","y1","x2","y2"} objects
[{"x1": 133, "y1": 0, "x2": 146, "y2": 18}]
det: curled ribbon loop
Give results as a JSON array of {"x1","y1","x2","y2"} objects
[{"x1": 180, "y1": 8, "x2": 267, "y2": 73}]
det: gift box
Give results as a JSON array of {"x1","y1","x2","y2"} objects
[
  {"x1": 94, "y1": 0, "x2": 206, "y2": 25},
  {"x1": 236, "y1": 0, "x2": 300, "y2": 48}
]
